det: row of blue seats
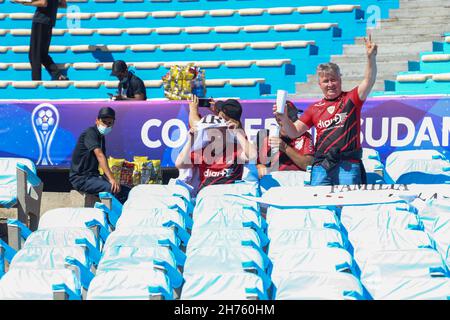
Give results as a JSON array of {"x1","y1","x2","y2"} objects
[
  {"x1": 0, "y1": 8, "x2": 365, "y2": 29},
  {"x1": 1, "y1": 26, "x2": 345, "y2": 47},
  {"x1": 0, "y1": 0, "x2": 398, "y2": 15},
  {"x1": 383, "y1": 33, "x2": 450, "y2": 95}
]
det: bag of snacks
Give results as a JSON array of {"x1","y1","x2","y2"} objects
[{"x1": 162, "y1": 63, "x2": 206, "y2": 100}]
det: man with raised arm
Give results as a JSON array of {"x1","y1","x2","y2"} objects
[{"x1": 275, "y1": 35, "x2": 378, "y2": 186}]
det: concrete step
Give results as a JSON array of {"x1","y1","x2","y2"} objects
[
  {"x1": 353, "y1": 35, "x2": 444, "y2": 45},
  {"x1": 381, "y1": 16, "x2": 450, "y2": 26},
  {"x1": 332, "y1": 62, "x2": 408, "y2": 74},
  {"x1": 389, "y1": 7, "x2": 450, "y2": 19},
  {"x1": 370, "y1": 27, "x2": 447, "y2": 37},
  {"x1": 397, "y1": 0, "x2": 450, "y2": 9},
  {"x1": 342, "y1": 42, "x2": 433, "y2": 56},
  {"x1": 332, "y1": 53, "x2": 420, "y2": 63},
  {"x1": 375, "y1": 23, "x2": 449, "y2": 34}
]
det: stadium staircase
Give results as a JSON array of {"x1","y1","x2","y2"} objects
[{"x1": 295, "y1": 0, "x2": 450, "y2": 97}]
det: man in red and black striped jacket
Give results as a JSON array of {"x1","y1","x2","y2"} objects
[{"x1": 275, "y1": 35, "x2": 378, "y2": 186}]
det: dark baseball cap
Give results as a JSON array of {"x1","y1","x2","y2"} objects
[
  {"x1": 220, "y1": 99, "x2": 242, "y2": 121},
  {"x1": 98, "y1": 107, "x2": 116, "y2": 120},
  {"x1": 286, "y1": 101, "x2": 303, "y2": 122},
  {"x1": 214, "y1": 100, "x2": 225, "y2": 113},
  {"x1": 110, "y1": 60, "x2": 128, "y2": 76}
]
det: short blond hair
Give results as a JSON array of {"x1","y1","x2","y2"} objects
[{"x1": 317, "y1": 63, "x2": 341, "y2": 78}]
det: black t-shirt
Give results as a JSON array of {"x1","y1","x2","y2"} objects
[
  {"x1": 33, "y1": 0, "x2": 59, "y2": 27},
  {"x1": 69, "y1": 126, "x2": 105, "y2": 179},
  {"x1": 118, "y1": 72, "x2": 147, "y2": 100}
]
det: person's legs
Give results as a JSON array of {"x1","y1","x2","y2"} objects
[
  {"x1": 40, "y1": 24, "x2": 63, "y2": 80},
  {"x1": 29, "y1": 22, "x2": 42, "y2": 81},
  {"x1": 338, "y1": 161, "x2": 362, "y2": 185},
  {"x1": 311, "y1": 164, "x2": 333, "y2": 186},
  {"x1": 72, "y1": 175, "x2": 130, "y2": 204}
]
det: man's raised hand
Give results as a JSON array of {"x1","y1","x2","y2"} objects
[{"x1": 365, "y1": 33, "x2": 378, "y2": 59}]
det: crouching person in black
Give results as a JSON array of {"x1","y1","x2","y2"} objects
[{"x1": 69, "y1": 107, "x2": 130, "y2": 204}]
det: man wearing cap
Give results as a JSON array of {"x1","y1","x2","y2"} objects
[
  {"x1": 69, "y1": 107, "x2": 130, "y2": 204},
  {"x1": 257, "y1": 101, "x2": 314, "y2": 178},
  {"x1": 20, "y1": 0, "x2": 68, "y2": 81},
  {"x1": 110, "y1": 60, "x2": 147, "y2": 101},
  {"x1": 176, "y1": 99, "x2": 257, "y2": 193}
]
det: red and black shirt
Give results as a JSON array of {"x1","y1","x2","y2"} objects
[
  {"x1": 257, "y1": 131, "x2": 314, "y2": 171},
  {"x1": 190, "y1": 145, "x2": 243, "y2": 191},
  {"x1": 300, "y1": 87, "x2": 364, "y2": 162}
]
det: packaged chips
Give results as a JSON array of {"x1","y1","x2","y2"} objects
[
  {"x1": 162, "y1": 63, "x2": 206, "y2": 100},
  {"x1": 102, "y1": 156, "x2": 162, "y2": 187}
]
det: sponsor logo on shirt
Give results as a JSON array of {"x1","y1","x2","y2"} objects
[
  {"x1": 204, "y1": 168, "x2": 232, "y2": 178},
  {"x1": 317, "y1": 112, "x2": 348, "y2": 129},
  {"x1": 294, "y1": 139, "x2": 304, "y2": 150},
  {"x1": 327, "y1": 105, "x2": 336, "y2": 114}
]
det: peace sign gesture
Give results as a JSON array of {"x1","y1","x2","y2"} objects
[{"x1": 364, "y1": 33, "x2": 378, "y2": 59}]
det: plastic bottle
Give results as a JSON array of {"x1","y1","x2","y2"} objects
[{"x1": 304, "y1": 165, "x2": 312, "y2": 186}]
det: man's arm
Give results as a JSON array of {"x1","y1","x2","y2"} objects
[
  {"x1": 188, "y1": 95, "x2": 201, "y2": 129},
  {"x1": 234, "y1": 128, "x2": 258, "y2": 164},
  {"x1": 358, "y1": 33, "x2": 378, "y2": 101},
  {"x1": 273, "y1": 104, "x2": 309, "y2": 139},
  {"x1": 282, "y1": 146, "x2": 314, "y2": 171},
  {"x1": 22, "y1": 0, "x2": 48, "y2": 7},
  {"x1": 175, "y1": 131, "x2": 194, "y2": 169},
  {"x1": 93, "y1": 148, "x2": 120, "y2": 194},
  {"x1": 268, "y1": 137, "x2": 313, "y2": 171}
]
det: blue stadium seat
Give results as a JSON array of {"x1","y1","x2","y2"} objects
[{"x1": 385, "y1": 150, "x2": 450, "y2": 184}]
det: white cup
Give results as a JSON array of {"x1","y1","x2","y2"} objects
[
  {"x1": 269, "y1": 123, "x2": 280, "y2": 137},
  {"x1": 276, "y1": 90, "x2": 288, "y2": 114}
]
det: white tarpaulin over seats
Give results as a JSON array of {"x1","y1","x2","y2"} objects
[
  {"x1": 272, "y1": 272, "x2": 365, "y2": 300},
  {"x1": 349, "y1": 229, "x2": 433, "y2": 254},
  {"x1": 193, "y1": 196, "x2": 259, "y2": 219},
  {"x1": 196, "y1": 181, "x2": 260, "y2": 201},
  {"x1": 340, "y1": 204, "x2": 421, "y2": 233},
  {"x1": 115, "y1": 207, "x2": 186, "y2": 231},
  {"x1": 9, "y1": 246, "x2": 89, "y2": 271},
  {"x1": 97, "y1": 245, "x2": 178, "y2": 273},
  {"x1": 184, "y1": 246, "x2": 267, "y2": 274},
  {"x1": 386, "y1": 150, "x2": 450, "y2": 184},
  {"x1": 237, "y1": 185, "x2": 418, "y2": 208},
  {"x1": 362, "y1": 148, "x2": 381, "y2": 161},
  {"x1": 269, "y1": 248, "x2": 354, "y2": 274},
  {"x1": 266, "y1": 207, "x2": 339, "y2": 231},
  {"x1": 0, "y1": 269, "x2": 81, "y2": 300},
  {"x1": 259, "y1": 171, "x2": 307, "y2": 193},
  {"x1": 181, "y1": 272, "x2": 268, "y2": 300},
  {"x1": 362, "y1": 276, "x2": 450, "y2": 300},
  {"x1": 103, "y1": 226, "x2": 179, "y2": 248},
  {"x1": 37, "y1": 208, "x2": 108, "y2": 231},
  {"x1": 127, "y1": 184, "x2": 191, "y2": 203},
  {"x1": 359, "y1": 248, "x2": 448, "y2": 279},
  {"x1": 418, "y1": 198, "x2": 450, "y2": 266},
  {"x1": 0, "y1": 158, "x2": 36, "y2": 208},
  {"x1": 192, "y1": 206, "x2": 263, "y2": 230},
  {"x1": 23, "y1": 228, "x2": 98, "y2": 250},
  {"x1": 187, "y1": 228, "x2": 263, "y2": 253},
  {"x1": 87, "y1": 269, "x2": 171, "y2": 300},
  {"x1": 123, "y1": 195, "x2": 190, "y2": 215},
  {"x1": 268, "y1": 228, "x2": 346, "y2": 253}
]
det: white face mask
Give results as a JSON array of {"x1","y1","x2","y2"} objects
[{"x1": 97, "y1": 124, "x2": 112, "y2": 135}]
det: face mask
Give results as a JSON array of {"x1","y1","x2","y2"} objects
[{"x1": 97, "y1": 124, "x2": 112, "y2": 136}]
